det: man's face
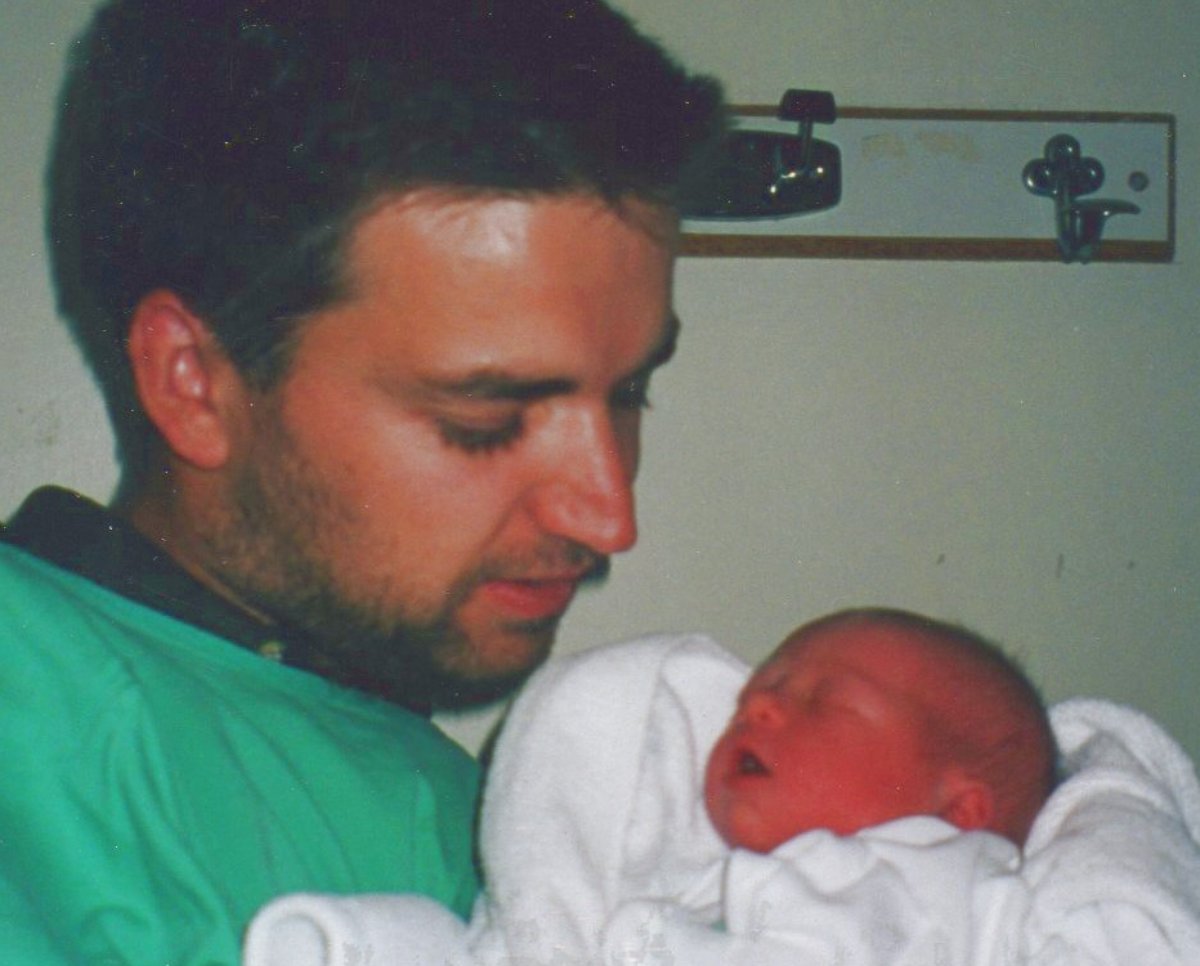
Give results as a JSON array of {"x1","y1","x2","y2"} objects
[
  {"x1": 201, "y1": 191, "x2": 678, "y2": 707},
  {"x1": 704, "y1": 622, "x2": 948, "y2": 851}
]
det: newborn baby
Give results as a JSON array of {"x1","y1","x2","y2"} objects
[{"x1": 705, "y1": 606, "x2": 1056, "y2": 851}]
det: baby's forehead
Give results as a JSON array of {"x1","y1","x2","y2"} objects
[
  {"x1": 768, "y1": 619, "x2": 948, "y2": 677},
  {"x1": 757, "y1": 620, "x2": 977, "y2": 713}
]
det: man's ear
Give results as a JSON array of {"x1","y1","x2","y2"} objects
[
  {"x1": 936, "y1": 770, "x2": 995, "y2": 832},
  {"x1": 126, "y1": 290, "x2": 246, "y2": 471}
]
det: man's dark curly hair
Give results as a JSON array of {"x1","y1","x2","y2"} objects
[{"x1": 46, "y1": 0, "x2": 726, "y2": 481}]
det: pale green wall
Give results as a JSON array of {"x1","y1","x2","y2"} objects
[
  {"x1": 2, "y1": 1, "x2": 116, "y2": 501},
  {"x1": 3, "y1": 2, "x2": 1197, "y2": 762}
]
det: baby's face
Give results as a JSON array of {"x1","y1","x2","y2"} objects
[{"x1": 704, "y1": 622, "x2": 948, "y2": 852}]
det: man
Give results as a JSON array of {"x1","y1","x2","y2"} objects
[{"x1": 0, "y1": 0, "x2": 725, "y2": 961}]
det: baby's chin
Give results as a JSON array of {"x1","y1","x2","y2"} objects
[
  {"x1": 707, "y1": 787, "x2": 878, "y2": 851},
  {"x1": 722, "y1": 824, "x2": 791, "y2": 853},
  {"x1": 705, "y1": 792, "x2": 792, "y2": 854}
]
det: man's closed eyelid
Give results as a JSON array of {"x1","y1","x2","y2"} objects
[{"x1": 436, "y1": 414, "x2": 524, "y2": 454}]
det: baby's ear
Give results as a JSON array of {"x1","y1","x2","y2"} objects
[{"x1": 936, "y1": 770, "x2": 995, "y2": 832}]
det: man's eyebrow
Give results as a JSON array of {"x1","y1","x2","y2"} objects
[
  {"x1": 428, "y1": 373, "x2": 576, "y2": 404},
  {"x1": 421, "y1": 314, "x2": 681, "y2": 404}
]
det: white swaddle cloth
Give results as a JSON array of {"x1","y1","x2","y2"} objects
[
  {"x1": 245, "y1": 633, "x2": 742, "y2": 966},
  {"x1": 1020, "y1": 698, "x2": 1200, "y2": 962},
  {"x1": 244, "y1": 635, "x2": 1200, "y2": 965},
  {"x1": 601, "y1": 814, "x2": 1033, "y2": 966},
  {"x1": 465, "y1": 632, "x2": 743, "y2": 963}
]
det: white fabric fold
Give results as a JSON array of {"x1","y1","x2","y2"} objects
[
  {"x1": 602, "y1": 816, "x2": 1031, "y2": 966},
  {"x1": 1020, "y1": 698, "x2": 1200, "y2": 963},
  {"x1": 242, "y1": 893, "x2": 470, "y2": 966},
  {"x1": 466, "y1": 633, "x2": 745, "y2": 964}
]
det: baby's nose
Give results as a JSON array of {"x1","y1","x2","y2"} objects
[{"x1": 739, "y1": 689, "x2": 786, "y2": 727}]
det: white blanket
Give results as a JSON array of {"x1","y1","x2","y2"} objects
[
  {"x1": 1021, "y1": 698, "x2": 1200, "y2": 962},
  {"x1": 243, "y1": 634, "x2": 1200, "y2": 965}
]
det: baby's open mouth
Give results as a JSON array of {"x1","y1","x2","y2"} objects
[{"x1": 736, "y1": 749, "x2": 769, "y2": 776}]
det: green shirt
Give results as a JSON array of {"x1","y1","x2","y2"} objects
[{"x1": 0, "y1": 545, "x2": 480, "y2": 964}]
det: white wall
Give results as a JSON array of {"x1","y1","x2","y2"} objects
[
  {"x1": 4, "y1": 2, "x2": 1197, "y2": 762},
  {"x1": 3, "y1": 2, "x2": 119, "y2": 505}
]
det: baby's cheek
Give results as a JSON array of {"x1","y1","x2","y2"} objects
[
  {"x1": 701, "y1": 739, "x2": 731, "y2": 809},
  {"x1": 701, "y1": 758, "x2": 742, "y2": 844},
  {"x1": 701, "y1": 764, "x2": 727, "y2": 831}
]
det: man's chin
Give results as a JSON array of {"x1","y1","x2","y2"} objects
[
  {"x1": 426, "y1": 620, "x2": 557, "y2": 710},
  {"x1": 425, "y1": 669, "x2": 537, "y2": 711}
]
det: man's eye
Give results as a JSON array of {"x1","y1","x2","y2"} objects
[{"x1": 437, "y1": 416, "x2": 523, "y2": 454}]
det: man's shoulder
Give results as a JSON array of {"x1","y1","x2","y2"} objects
[
  {"x1": 0, "y1": 537, "x2": 155, "y2": 631},
  {"x1": 0, "y1": 536, "x2": 473, "y2": 759},
  {"x1": 0, "y1": 538, "x2": 101, "y2": 617}
]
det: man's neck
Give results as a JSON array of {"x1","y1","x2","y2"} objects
[{"x1": 116, "y1": 470, "x2": 276, "y2": 629}]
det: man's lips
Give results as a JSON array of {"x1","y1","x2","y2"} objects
[{"x1": 479, "y1": 577, "x2": 581, "y2": 621}]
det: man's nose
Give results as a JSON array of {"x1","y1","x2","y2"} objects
[{"x1": 527, "y1": 408, "x2": 638, "y2": 556}]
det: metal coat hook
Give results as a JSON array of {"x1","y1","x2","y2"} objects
[
  {"x1": 685, "y1": 89, "x2": 841, "y2": 219},
  {"x1": 1022, "y1": 134, "x2": 1139, "y2": 263}
]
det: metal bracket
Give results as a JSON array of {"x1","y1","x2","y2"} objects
[
  {"x1": 685, "y1": 89, "x2": 841, "y2": 219},
  {"x1": 1022, "y1": 134, "x2": 1140, "y2": 264}
]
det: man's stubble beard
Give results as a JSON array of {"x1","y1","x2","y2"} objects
[{"x1": 198, "y1": 417, "x2": 603, "y2": 711}]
